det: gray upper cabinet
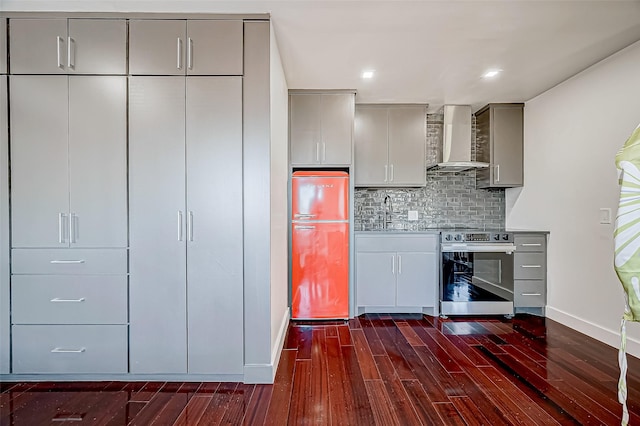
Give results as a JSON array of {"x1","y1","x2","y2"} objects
[
  {"x1": 354, "y1": 105, "x2": 426, "y2": 187},
  {"x1": 10, "y1": 76, "x2": 127, "y2": 248},
  {"x1": 9, "y1": 19, "x2": 126, "y2": 74},
  {"x1": 476, "y1": 103, "x2": 524, "y2": 188},
  {"x1": 129, "y1": 20, "x2": 243, "y2": 75},
  {"x1": 1, "y1": 18, "x2": 7, "y2": 74},
  {"x1": 289, "y1": 92, "x2": 354, "y2": 166}
]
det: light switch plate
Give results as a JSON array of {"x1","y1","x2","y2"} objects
[
  {"x1": 600, "y1": 208, "x2": 612, "y2": 224},
  {"x1": 408, "y1": 210, "x2": 419, "y2": 221}
]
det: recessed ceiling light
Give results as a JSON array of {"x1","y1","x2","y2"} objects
[
  {"x1": 362, "y1": 70, "x2": 374, "y2": 79},
  {"x1": 482, "y1": 69, "x2": 502, "y2": 78}
]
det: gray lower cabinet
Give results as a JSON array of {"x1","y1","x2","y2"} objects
[
  {"x1": 10, "y1": 75, "x2": 127, "y2": 249},
  {"x1": 129, "y1": 20, "x2": 243, "y2": 76},
  {"x1": 289, "y1": 91, "x2": 354, "y2": 166},
  {"x1": 129, "y1": 76, "x2": 243, "y2": 375},
  {"x1": 12, "y1": 325, "x2": 127, "y2": 374},
  {"x1": 9, "y1": 18, "x2": 127, "y2": 74},
  {"x1": 513, "y1": 234, "x2": 547, "y2": 309},
  {"x1": 356, "y1": 234, "x2": 438, "y2": 310},
  {"x1": 354, "y1": 105, "x2": 426, "y2": 186},
  {"x1": 476, "y1": 103, "x2": 524, "y2": 188}
]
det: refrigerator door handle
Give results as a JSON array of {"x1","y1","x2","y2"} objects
[
  {"x1": 391, "y1": 255, "x2": 395, "y2": 274},
  {"x1": 384, "y1": 165, "x2": 388, "y2": 182},
  {"x1": 294, "y1": 225, "x2": 316, "y2": 230},
  {"x1": 398, "y1": 255, "x2": 402, "y2": 274},
  {"x1": 294, "y1": 213, "x2": 316, "y2": 218}
]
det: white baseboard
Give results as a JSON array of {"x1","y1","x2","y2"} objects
[
  {"x1": 546, "y1": 306, "x2": 640, "y2": 358},
  {"x1": 243, "y1": 307, "x2": 290, "y2": 384}
]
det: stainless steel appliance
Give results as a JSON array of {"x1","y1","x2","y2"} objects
[{"x1": 440, "y1": 230, "x2": 517, "y2": 317}]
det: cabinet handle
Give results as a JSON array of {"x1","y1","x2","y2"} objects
[
  {"x1": 51, "y1": 347, "x2": 86, "y2": 354},
  {"x1": 322, "y1": 143, "x2": 326, "y2": 162},
  {"x1": 56, "y1": 36, "x2": 64, "y2": 69},
  {"x1": 67, "y1": 37, "x2": 75, "y2": 69},
  {"x1": 521, "y1": 292, "x2": 542, "y2": 296},
  {"x1": 69, "y1": 213, "x2": 77, "y2": 243},
  {"x1": 521, "y1": 243, "x2": 542, "y2": 247},
  {"x1": 495, "y1": 164, "x2": 500, "y2": 183},
  {"x1": 177, "y1": 38, "x2": 183, "y2": 70},
  {"x1": 294, "y1": 213, "x2": 316, "y2": 218},
  {"x1": 187, "y1": 37, "x2": 193, "y2": 70},
  {"x1": 521, "y1": 265, "x2": 542, "y2": 268},
  {"x1": 178, "y1": 211, "x2": 183, "y2": 241},
  {"x1": 398, "y1": 255, "x2": 402, "y2": 274},
  {"x1": 50, "y1": 260, "x2": 85, "y2": 264},
  {"x1": 188, "y1": 211, "x2": 194, "y2": 241},
  {"x1": 294, "y1": 225, "x2": 315, "y2": 230},
  {"x1": 392, "y1": 255, "x2": 395, "y2": 274},
  {"x1": 58, "y1": 213, "x2": 66, "y2": 244},
  {"x1": 384, "y1": 165, "x2": 388, "y2": 182},
  {"x1": 50, "y1": 297, "x2": 85, "y2": 303},
  {"x1": 316, "y1": 143, "x2": 320, "y2": 162},
  {"x1": 390, "y1": 164, "x2": 394, "y2": 182}
]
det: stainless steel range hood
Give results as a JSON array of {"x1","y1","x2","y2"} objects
[{"x1": 427, "y1": 105, "x2": 489, "y2": 171}]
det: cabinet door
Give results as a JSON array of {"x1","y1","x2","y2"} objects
[
  {"x1": 68, "y1": 77, "x2": 127, "y2": 248},
  {"x1": 356, "y1": 252, "x2": 396, "y2": 307},
  {"x1": 0, "y1": 76, "x2": 8, "y2": 373},
  {"x1": 388, "y1": 107, "x2": 426, "y2": 186},
  {"x1": 10, "y1": 19, "x2": 67, "y2": 74},
  {"x1": 491, "y1": 105, "x2": 523, "y2": 186},
  {"x1": 321, "y1": 94, "x2": 353, "y2": 165},
  {"x1": 129, "y1": 20, "x2": 187, "y2": 75},
  {"x1": 68, "y1": 19, "x2": 127, "y2": 75},
  {"x1": 396, "y1": 252, "x2": 436, "y2": 307},
  {"x1": 129, "y1": 77, "x2": 187, "y2": 373},
  {"x1": 290, "y1": 94, "x2": 322, "y2": 165},
  {"x1": 354, "y1": 107, "x2": 388, "y2": 186},
  {"x1": 0, "y1": 18, "x2": 6, "y2": 74},
  {"x1": 10, "y1": 76, "x2": 69, "y2": 248},
  {"x1": 186, "y1": 77, "x2": 244, "y2": 374},
  {"x1": 186, "y1": 20, "x2": 243, "y2": 76}
]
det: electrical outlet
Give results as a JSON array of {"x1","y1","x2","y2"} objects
[
  {"x1": 600, "y1": 208, "x2": 612, "y2": 224},
  {"x1": 408, "y1": 210, "x2": 419, "y2": 221}
]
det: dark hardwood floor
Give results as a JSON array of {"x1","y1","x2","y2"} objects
[{"x1": 2, "y1": 313, "x2": 639, "y2": 425}]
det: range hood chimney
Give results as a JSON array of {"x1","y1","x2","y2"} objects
[{"x1": 427, "y1": 105, "x2": 489, "y2": 171}]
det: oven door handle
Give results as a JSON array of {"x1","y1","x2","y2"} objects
[{"x1": 441, "y1": 243, "x2": 517, "y2": 254}]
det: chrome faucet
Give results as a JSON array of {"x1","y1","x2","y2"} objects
[{"x1": 383, "y1": 195, "x2": 393, "y2": 230}]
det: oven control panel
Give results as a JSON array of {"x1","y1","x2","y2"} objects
[{"x1": 441, "y1": 232, "x2": 513, "y2": 243}]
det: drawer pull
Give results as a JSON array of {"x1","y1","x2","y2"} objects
[
  {"x1": 50, "y1": 260, "x2": 86, "y2": 264},
  {"x1": 295, "y1": 225, "x2": 315, "y2": 230},
  {"x1": 521, "y1": 243, "x2": 542, "y2": 247},
  {"x1": 521, "y1": 265, "x2": 542, "y2": 268},
  {"x1": 52, "y1": 413, "x2": 84, "y2": 422},
  {"x1": 50, "y1": 297, "x2": 86, "y2": 303},
  {"x1": 51, "y1": 347, "x2": 86, "y2": 353},
  {"x1": 522, "y1": 292, "x2": 542, "y2": 296}
]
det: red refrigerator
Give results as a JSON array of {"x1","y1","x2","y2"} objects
[{"x1": 291, "y1": 171, "x2": 349, "y2": 319}]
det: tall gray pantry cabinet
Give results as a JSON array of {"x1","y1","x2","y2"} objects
[
  {"x1": 8, "y1": 18, "x2": 128, "y2": 373},
  {"x1": 128, "y1": 20, "x2": 244, "y2": 375}
]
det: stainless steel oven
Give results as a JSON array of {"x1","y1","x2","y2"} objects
[{"x1": 440, "y1": 231, "x2": 517, "y2": 317}]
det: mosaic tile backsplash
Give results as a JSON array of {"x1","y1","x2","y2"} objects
[{"x1": 354, "y1": 112, "x2": 505, "y2": 230}]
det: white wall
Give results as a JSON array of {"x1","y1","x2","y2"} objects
[
  {"x1": 269, "y1": 23, "x2": 290, "y2": 370},
  {"x1": 506, "y1": 40, "x2": 640, "y2": 356}
]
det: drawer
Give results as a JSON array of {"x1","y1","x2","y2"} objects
[
  {"x1": 11, "y1": 249, "x2": 127, "y2": 274},
  {"x1": 12, "y1": 275, "x2": 127, "y2": 324},
  {"x1": 12, "y1": 325, "x2": 128, "y2": 374},
  {"x1": 514, "y1": 235, "x2": 546, "y2": 252},
  {"x1": 356, "y1": 234, "x2": 438, "y2": 252},
  {"x1": 514, "y1": 280, "x2": 546, "y2": 307},
  {"x1": 514, "y1": 252, "x2": 546, "y2": 279}
]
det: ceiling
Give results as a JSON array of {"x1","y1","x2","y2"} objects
[{"x1": 5, "y1": 0, "x2": 640, "y2": 112}]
